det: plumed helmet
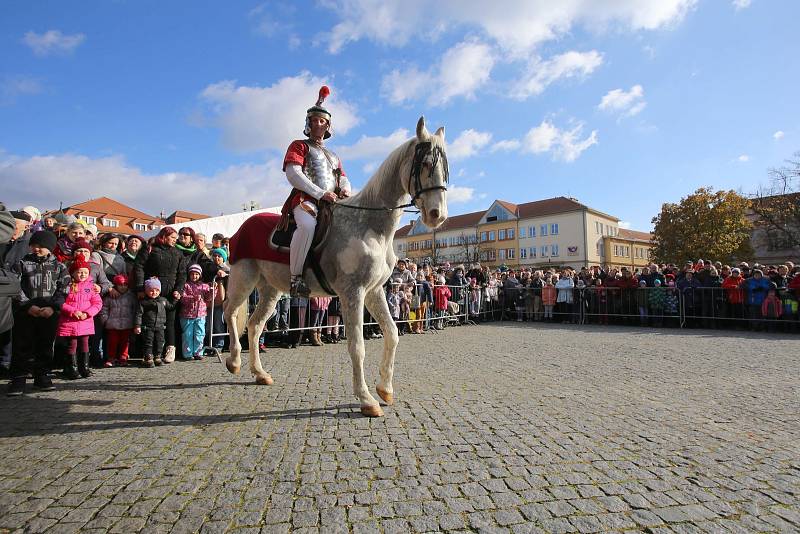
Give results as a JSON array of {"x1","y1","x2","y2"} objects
[{"x1": 304, "y1": 86, "x2": 332, "y2": 139}]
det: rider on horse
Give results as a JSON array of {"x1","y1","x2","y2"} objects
[{"x1": 280, "y1": 86, "x2": 351, "y2": 297}]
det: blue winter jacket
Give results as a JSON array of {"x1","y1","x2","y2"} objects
[{"x1": 743, "y1": 276, "x2": 772, "y2": 306}]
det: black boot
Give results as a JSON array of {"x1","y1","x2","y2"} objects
[
  {"x1": 78, "y1": 352, "x2": 93, "y2": 378},
  {"x1": 62, "y1": 354, "x2": 80, "y2": 380}
]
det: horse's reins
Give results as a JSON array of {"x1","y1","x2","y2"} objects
[{"x1": 332, "y1": 141, "x2": 448, "y2": 213}]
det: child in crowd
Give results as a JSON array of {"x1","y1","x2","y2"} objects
[
  {"x1": 637, "y1": 279, "x2": 649, "y2": 326},
  {"x1": 432, "y1": 276, "x2": 451, "y2": 329},
  {"x1": 309, "y1": 296, "x2": 331, "y2": 346},
  {"x1": 208, "y1": 248, "x2": 229, "y2": 351},
  {"x1": 542, "y1": 279, "x2": 557, "y2": 322},
  {"x1": 136, "y1": 277, "x2": 178, "y2": 367},
  {"x1": 469, "y1": 277, "x2": 481, "y2": 320},
  {"x1": 7, "y1": 231, "x2": 70, "y2": 396},
  {"x1": 180, "y1": 264, "x2": 213, "y2": 360},
  {"x1": 53, "y1": 222, "x2": 85, "y2": 263},
  {"x1": 761, "y1": 286, "x2": 782, "y2": 332},
  {"x1": 100, "y1": 274, "x2": 137, "y2": 367},
  {"x1": 325, "y1": 296, "x2": 342, "y2": 343},
  {"x1": 399, "y1": 283, "x2": 413, "y2": 334},
  {"x1": 387, "y1": 280, "x2": 402, "y2": 330},
  {"x1": 57, "y1": 258, "x2": 103, "y2": 379}
]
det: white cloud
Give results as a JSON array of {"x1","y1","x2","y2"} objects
[
  {"x1": 22, "y1": 30, "x2": 86, "y2": 56},
  {"x1": 512, "y1": 50, "x2": 603, "y2": 99},
  {"x1": 381, "y1": 40, "x2": 494, "y2": 106},
  {"x1": 1, "y1": 75, "x2": 43, "y2": 105},
  {"x1": 618, "y1": 221, "x2": 632, "y2": 229},
  {"x1": 362, "y1": 161, "x2": 379, "y2": 174},
  {"x1": 200, "y1": 72, "x2": 360, "y2": 152},
  {"x1": 321, "y1": 0, "x2": 696, "y2": 55},
  {"x1": 522, "y1": 120, "x2": 598, "y2": 162},
  {"x1": 337, "y1": 129, "x2": 410, "y2": 160},
  {"x1": 737, "y1": 154, "x2": 749, "y2": 162},
  {"x1": 449, "y1": 129, "x2": 492, "y2": 160},
  {"x1": 447, "y1": 186, "x2": 475, "y2": 203},
  {"x1": 732, "y1": 0, "x2": 751, "y2": 11},
  {"x1": 490, "y1": 139, "x2": 521, "y2": 153},
  {"x1": 0, "y1": 151, "x2": 290, "y2": 217},
  {"x1": 598, "y1": 84, "x2": 646, "y2": 117},
  {"x1": 773, "y1": 130, "x2": 785, "y2": 140}
]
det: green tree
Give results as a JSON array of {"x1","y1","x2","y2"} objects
[{"x1": 651, "y1": 187, "x2": 753, "y2": 264}]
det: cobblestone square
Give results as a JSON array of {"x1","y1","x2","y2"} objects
[{"x1": 1, "y1": 324, "x2": 798, "y2": 532}]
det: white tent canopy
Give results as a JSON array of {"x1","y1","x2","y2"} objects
[{"x1": 141, "y1": 207, "x2": 281, "y2": 240}]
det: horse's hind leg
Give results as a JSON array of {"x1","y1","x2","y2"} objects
[
  {"x1": 224, "y1": 259, "x2": 259, "y2": 375},
  {"x1": 365, "y1": 285, "x2": 399, "y2": 406},
  {"x1": 247, "y1": 281, "x2": 280, "y2": 385}
]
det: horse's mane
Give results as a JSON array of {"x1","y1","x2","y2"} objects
[{"x1": 343, "y1": 138, "x2": 416, "y2": 209}]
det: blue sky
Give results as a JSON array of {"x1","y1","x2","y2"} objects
[{"x1": 1, "y1": 1, "x2": 798, "y2": 230}]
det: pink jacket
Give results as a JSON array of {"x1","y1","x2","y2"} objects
[
  {"x1": 57, "y1": 280, "x2": 103, "y2": 337},
  {"x1": 181, "y1": 281, "x2": 212, "y2": 319}
]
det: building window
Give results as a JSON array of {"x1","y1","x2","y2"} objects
[
  {"x1": 133, "y1": 222, "x2": 148, "y2": 231},
  {"x1": 487, "y1": 250, "x2": 496, "y2": 261},
  {"x1": 486, "y1": 216, "x2": 497, "y2": 222},
  {"x1": 101, "y1": 218, "x2": 119, "y2": 227},
  {"x1": 507, "y1": 228, "x2": 515, "y2": 239},
  {"x1": 488, "y1": 231, "x2": 495, "y2": 241},
  {"x1": 530, "y1": 247, "x2": 537, "y2": 258},
  {"x1": 540, "y1": 224, "x2": 548, "y2": 236},
  {"x1": 596, "y1": 242, "x2": 602, "y2": 256},
  {"x1": 480, "y1": 231, "x2": 488, "y2": 242},
  {"x1": 507, "y1": 248, "x2": 515, "y2": 260},
  {"x1": 80, "y1": 215, "x2": 97, "y2": 225},
  {"x1": 551, "y1": 223, "x2": 558, "y2": 235},
  {"x1": 551, "y1": 244, "x2": 559, "y2": 257},
  {"x1": 519, "y1": 227, "x2": 526, "y2": 238},
  {"x1": 541, "y1": 245, "x2": 549, "y2": 257},
  {"x1": 595, "y1": 221, "x2": 601, "y2": 234},
  {"x1": 499, "y1": 229, "x2": 506, "y2": 240},
  {"x1": 529, "y1": 226, "x2": 535, "y2": 237},
  {"x1": 499, "y1": 249, "x2": 506, "y2": 260},
  {"x1": 520, "y1": 248, "x2": 527, "y2": 259}
]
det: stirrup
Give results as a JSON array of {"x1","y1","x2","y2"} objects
[{"x1": 290, "y1": 276, "x2": 310, "y2": 298}]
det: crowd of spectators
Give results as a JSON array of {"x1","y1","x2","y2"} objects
[{"x1": 2, "y1": 202, "x2": 797, "y2": 395}]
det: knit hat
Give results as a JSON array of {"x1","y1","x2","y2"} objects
[
  {"x1": 29, "y1": 230, "x2": 57, "y2": 252},
  {"x1": 73, "y1": 238, "x2": 92, "y2": 252},
  {"x1": 653, "y1": 278, "x2": 662, "y2": 285},
  {"x1": 144, "y1": 277, "x2": 161, "y2": 291},
  {"x1": 211, "y1": 247, "x2": 228, "y2": 262},
  {"x1": 22, "y1": 206, "x2": 41, "y2": 222},
  {"x1": 69, "y1": 257, "x2": 91, "y2": 275},
  {"x1": 188, "y1": 263, "x2": 203, "y2": 275},
  {"x1": 112, "y1": 274, "x2": 128, "y2": 286},
  {"x1": 86, "y1": 224, "x2": 98, "y2": 236}
]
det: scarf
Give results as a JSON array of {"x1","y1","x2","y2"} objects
[{"x1": 175, "y1": 243, "x2": 197, "y2": 254}]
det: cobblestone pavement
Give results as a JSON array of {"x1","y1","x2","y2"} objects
[{"x1": 1, "y1": 323, "x2": 798, "y2": 533}]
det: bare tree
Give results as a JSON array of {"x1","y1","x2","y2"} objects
[{"x1": 750, "y1": 151, "x2": 800, "y2": 252}]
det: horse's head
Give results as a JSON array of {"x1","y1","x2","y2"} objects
[{"x1": 410, "y1": 116, "x2": 448, "y2": 228}]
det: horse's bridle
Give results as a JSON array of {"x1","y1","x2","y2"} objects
[{"x1": 334, "y1": 140, "x2": 449, "y2": 213}]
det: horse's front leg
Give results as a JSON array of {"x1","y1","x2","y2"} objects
[
  {"x1": 364, "y1": 286, "x2": 398, "y2": 406},
  {"x1": 223, "y1": 260, "x2": 259, "y2": 375},
  {"x1": 341, "y1": 291, "x2": 383, "y2": 417},
  {"x1": 247, "y1": 283, "x2": 280, "y2": 385}
]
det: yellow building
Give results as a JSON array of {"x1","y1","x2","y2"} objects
[{"x1": 603, "y1": 229, "x2": 654, "y2": 271}]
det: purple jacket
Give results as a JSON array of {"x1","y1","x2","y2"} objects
[
  {"x1": 57, "y1": 280, "x2": 103, "y2": 337},
  {"x1": 180, "y1": 281, "x2": 212, "y2": 319}
]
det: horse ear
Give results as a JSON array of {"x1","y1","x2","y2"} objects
[
  {"x1": 416, "y1": 116, "x2": 428, "y2": 140},
  {"x1": 434, "y1": 126, "x2": 445, "y2": 141}
]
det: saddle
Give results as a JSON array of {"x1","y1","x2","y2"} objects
[{"x1": 269, "y1": 202, "x2": 336, "y2": 295}]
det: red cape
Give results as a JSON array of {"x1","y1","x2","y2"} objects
[{"x1": 228, "y1": 212, "x2": 290, "y2": 265}]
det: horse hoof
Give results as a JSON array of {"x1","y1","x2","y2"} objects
[
  {"x1": 376, "y1": 386, "x2": 394, "y2": 406},
  {"x1": 360, "y1": 404, "x2": 384, "y2": 418},
  {"x1": 254, "y1": 373, "x2": 273, "y2": 385},
  {"x1": 225, "y1": 357, "x2": 240, "y2": 375}
]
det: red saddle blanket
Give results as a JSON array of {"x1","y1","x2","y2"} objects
[{"x1": 228, "y1": 212, "x2": 289, "y2": 265}]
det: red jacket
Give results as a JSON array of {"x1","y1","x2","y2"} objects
[
  {"x1": 788, "y1": 275, "x2": 800, "y2": 298},
  {"x1": 433, "y1": 286, "x2": 451, "y2": 311},
  {"x1": 721, "y1": 275, "x2": 744, "y2": 304}
]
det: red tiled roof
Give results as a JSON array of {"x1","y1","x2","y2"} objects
[
  {"x1": 618, "y1": 229, "x2": 653, "y2": 242},
  {"x1": 495, "y1": 200, "x2": 518, "y2": 214},
  {"x1": 395, "y1": 224, "x2": 412, "y2": 238},
  {"x1": 57, "y1": 196, "x2": 164, "y2": 236},
  {"x1": 437, "y1": 209, "x2": 486, "y2": 232},
  {"x1": 515, "y1": 196, "x2": 588, "y2": 219},
  {"x1": 169, "y1": 210, "x2": 210, "y2": 220}
]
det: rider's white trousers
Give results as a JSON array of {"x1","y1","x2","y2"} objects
[{"x1": 290, "y1": 203, "x2": 316, "y2": 276}]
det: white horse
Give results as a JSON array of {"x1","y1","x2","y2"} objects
[{"x1": 223, "y1": 117, "x2": 448, "y2": 417}]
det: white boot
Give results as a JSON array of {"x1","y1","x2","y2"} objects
[{"x1": 163, "y1": 345, "x2": 176, "y2": 364}]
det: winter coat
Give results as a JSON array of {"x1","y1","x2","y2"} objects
[
  {"x1": 542, "y1": 285, "x2": 557, "y2": 306},
  {"x1": 134, "y1": 243, "x2": 186, "y2": 295},
  {"x1": 12, "y1": 253, "x2": 70, "y2": 312},
  {"x1": 415, "y1": 280, "x2": 433, "y2": 305},
  {"x1": 82, "y1": 259, "x2": 112, "y2": 296},
  {"x1": 122, "y1": 250, "x2": 138, "y2": 278},
  {"x1": 787, "y1": 275, "x2": 800, "y2": 298},
  {"x1": 677, "y1": 277, "x2": 701, "y2": 308},
  {"x1": 57, "y1": 279, "x2": 103, "y2": 337},
  {"x1": 1, "y1": 231, "x2": 31, "y2": 270},
  {"x1": 448, "y1": 273, "x2": 467, "y2": 303},
  {"x1": 180, "y1": 281, "x2": 212, "y2": 319},
  {"x1": 722, "y1": 275, "x2": 744, "y2": 305},
  {"x1": 178, "y1": 245, "x2": 217, "y2": 283},
  {"x1": 743, "y1": 276, "x2": 771, "y2": 306},
  {"x1": 136, "y1": 296, "x2": 175, "y2": 330},
  {"x1": 310, "y1": 296, "x2": 332, "y2": 311},
  {"x1": 761, "y1": 295, "x2": 782, "y2": 319},
  {"x1": 91, "y1": 249, "x2": 127, "y2": 280},
  {"x1": 648, "y1": 286, "x2": 666, "y2": 310},
  {"x1": 664, "y1": 288, "x2": 680, "y2": 315},
  {"x1": 433, "y1": 285, "x2": 451, "y2": 312},
  {"x1": 555, "y1": 277, "x2": 574, "y2": 304},
  {"x1": 386, "y1": 292, "x2": 401, "y2": 318},
  {"x1": 100, "y1": 290, "x2": 138, "y2": 330}
]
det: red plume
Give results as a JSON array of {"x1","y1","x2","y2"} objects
[{"x1": 316, "y1": 85, "x2": 330, "y2": 106}]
